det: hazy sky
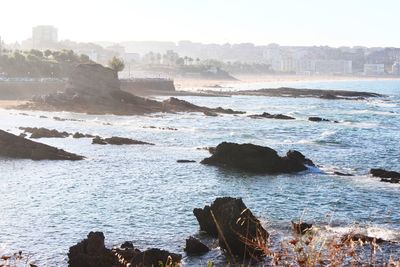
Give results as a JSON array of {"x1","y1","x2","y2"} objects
[{"x1": 1, "y1": 0, "x2": 399, "y2": 47}]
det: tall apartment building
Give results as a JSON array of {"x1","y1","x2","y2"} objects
[{"x1": 32, "y1": 25, "x2": 58, "y2": 49}]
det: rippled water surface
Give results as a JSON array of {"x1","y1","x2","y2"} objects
[{"x1": 0, "y1": 79, "x2": 399, "y2": 266}]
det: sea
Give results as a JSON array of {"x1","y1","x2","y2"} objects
[{"x1": 0, "y1": 79, "x2": 399, "y2": 266}]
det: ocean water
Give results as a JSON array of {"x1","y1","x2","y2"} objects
[{"x1": 0, "y1": 79, "x2": 399, "y2": 266}]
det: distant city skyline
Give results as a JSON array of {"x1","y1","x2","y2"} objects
[{"x1": 1, "y1": 0, "x2": 400, "y2": 48}]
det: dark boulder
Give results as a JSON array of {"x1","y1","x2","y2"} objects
[
  {"x1": 120, "y1": 241, "x2": 134, "y2": 249},
  {"x1": 249, "y1": 112, "x2": 295, "y2": 120},
  {"x1": 334, "y1": 171, "x2": 354, "y2": 177},
  {"x1": 201, "y1": 142, "x2": 313, "y2": 173},
  {"x1": 68, "y1": 232, "x2": 116, "y2": 267},
  {"x1": 0, "y1": 129, "x2": 84, "y2": 160},
  {"x1": 203, "y1": 111, "x2": 218, "y2": 117},
  {"x1": 184, "y1": 236, "x2": 210, "y2": 255},
  {"x1": 308, "y1": 117, "x2": 330, "y2": 122},
  {"x1": 130, "y1": 248, "x2": 182, "y2": 267},
  {"x1": 341, "y1": 233, "x2": 386, "y2": 244},
  {"x1": 193, "y1": 197, "x2": 268, "y2": 259},
  {"x1": 92, "y1": 136, "x2": 107, "y2": 145},
  {"x1": 370, "y1": 168, "x2": 400, "y2": 184},
  {"x1": 177, "y1": 160, "x2": 196, "y2": 163},
  {"x1": 19, "y1": 127, "x2": 70, "y2": 138}
]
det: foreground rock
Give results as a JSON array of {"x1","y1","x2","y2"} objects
[
  {"x1": 68, "y1": 231, "x2": 182, "y2": 267},
  {"x1": 19, "y1": 127, "x2": 70, "y2": 138},
  {"x1": 207, "y1": 87, "x2": 384, "y2": 100},
  {"x1": 0, "y1": 129, "x2": 83, "y2": 160},
  {"x1": 370, "y1": 168, "x2": 400, "y2": 184},
  {"x1": 249, "y1": 112, "x2": 295, "y2": 120},
  {"x1": 193, "y1": 197, "x2": 268, "y2": 259},
  {"x1": 184, "y1": 236, "x2": 210, "y2": 255},
  {"x1": 201, "y1": 142, "x2": 315, "y2": 173},
  {"x1": 92, "y1": 136, "x2": 154, "y2": 145},
  {"x1": 18, "y1": 63, "x2": 243, "y2": 115}
]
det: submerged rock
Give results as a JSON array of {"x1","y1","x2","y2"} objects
[
  {"x1": 92, "y1": 136, "x2": 154, "y2": 145},
  {"x1": 184, "y1": 236, "x2": 210, "y2": 255},
  {"x1": 130, "y1": 248, "x2": 182, "y2": 267},
  {"x1": 308, "y1": 116, "x2": 338, "y2": 123},
  {"x1": 19, "y1": 127, "x2": 70, "y2": 138},
  {"x1": 73, "y1": 132, "x2": 95, "y2": 139},
  {"x1": 0, "y1": 129, "x2": 83, "y2": 161},
  {"x1": 201, "y1": 142, "x2": 314, "y2": 173},
  {"x1": 194, "y1": 197, "x2": 268, "y2": 259},
  {"x1": 370, "y1": 168, "x2": 400, "y2": 184},
  {"x1": 291, "y1": 221, "x2": 313, "y2": 235},
  {"x1": 249, "y1": 112, "x2": 295, "y2": 120}
]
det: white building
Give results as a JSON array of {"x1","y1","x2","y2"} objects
[
  {"x1": 392, "y1": 62, "x2": 400, "y2": 75},
  {"x1": 32, "y1": 25, "x2": 58, "y2": 49},
  {"x1": 312, "y1": 60, "x2": 352, "y2": 75},
  {"x1": 364, "y1": 64, "x2": 385, "y2": 75}
]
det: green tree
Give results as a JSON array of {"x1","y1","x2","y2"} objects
[{"x1": 108, "y1": 56, "x2": 125, "y2": 73}]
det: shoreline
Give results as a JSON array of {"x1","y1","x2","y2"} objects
[{"x1": 175, "y1": 74, "x2": 400, "y2": 91}]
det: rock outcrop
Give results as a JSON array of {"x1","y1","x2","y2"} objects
[
  {"x1": 92, "y1": 136, "x2": 154, "y2": 146},
  {"x1": 0, "y1": 129, "x2": 83, "y2": 160},
  {"x1": 18, "y1": 64, "x2": 244, "y2": 115},
  {"x1": 68, "y1": 232, "x2": 182, "y2": 267},
  {"x1": 19, "y1": 127, "x2": 70, "y2": 139},
  {"x1": 201, "y1": 142, "x2": 314, "y2": 173},
  {"x1": 249, "y1": 112, "x2": 295, "y2": 120},
  {"x1": 193, "y1": 197, "x2": 268, "y2": 259},
  {"x1": 370, "y1": 168, "x2": 400, "y2": 184},
  {"x1": 308, "y1": 117, "x2": 338, "y2": 123},
  {"x1": 184, "y1": 236, "x2": 210, "y2": 255},
  {"x1": 206, "y1": 87, "x2": 384, "y2": 100}
]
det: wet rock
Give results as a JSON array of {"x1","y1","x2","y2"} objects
[
  {"x1": 120, "y1": 241, "x2": 134, "y2": 249},
  {"x1": 308, "y1": 117, "x2": 330, "y2": 122},
  {"x1": 73, "y1": 132, "x2": 95, "y2": 139},
  {"x1": 249, "y1": 112, "x2": 295, "y2": 120},
  {"x1": 92, "y1": 136, "x2": 107, "y2": 145},
  {"x1": 130, "y1": 248, "x2": 182, "y2": 267},
  {"x1": 193, "y1": 197, "x2": 268, "y2": 259},
  {"x1": 92, "y1": 136, "x2": 154, "y2": 145},
  {"x1": 201, "y1": 142, "x2": 314, "y2": 173},
  {"x1": 334, "y1": 171, "x2": 354, "y2": 176},
  {"x1": 0, "y1": 129, "x2": 84, "y2": 160},
  {"x1": 203, "y1": 110, "x2": 218, "y2": 117},
  {"x1": 291, "y1": 221, "x2": 313, "y2": 235},
  {"x1": 370, "y1": 168, "x2": 400, "y2": 184},
  {"x1": 68, "y1": 232, "x2": 116, "y2": 267},
  {"x1": 19, "y1": 127, "x2": 70, "y2": 138},
  {"x1": 184, "y1": 236, "x2": 210, "y2": 255},
  {"x1": 177, "y1": 160, "x2": 196, "y2": 163},
  {"x1": 163, "y1": 97, "x2": 244, "y2": 115}
]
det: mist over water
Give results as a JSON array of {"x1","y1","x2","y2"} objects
[{"x1": 0, "y1": 79, "x2": 400, "y2": 266}]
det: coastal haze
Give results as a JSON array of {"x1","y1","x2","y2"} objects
[{"x1": 0, "y1": 1, "x2": 400, "y2": 267}]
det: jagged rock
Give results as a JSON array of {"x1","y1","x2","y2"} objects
[
  {"x1": 68, "y1": 232, "x2": 116, "y2": 267},
  {"x1": 201, "y1": 142, "x2": 314, "y2": 173},
  {"x1": 0, "y1": 129, "x2": 84, "y2": 160},
  {"x1": 249, "y1": 112, "x2": 295, "y2": 120},
  {"x1": 193, "y1": 197, "x2": 268, "y2": 259},
  {"x1": 177, "y1": 160, "x2": 196, "y2": 163},
  {"x1": 19, "y1": 127, "x2": 70, "y2": 138},
  {"x1": 92, "y1": 136, "x2": 154, "y2": 145},
  {"x1": 130, "y1": 248, "x2": 182, "y2": 267},
  {"x1": 370, "y1": 168, "x2": 400, "y2": 184},
  {"x1": 341, "y1": 233, "x2": 386, "y2": 244},
  {"x1": 184, "y1": 236, "x2": 210, "y2": 255},
  {"x1": 69, "y1": 232, "x2": 181, "y2": 267}
]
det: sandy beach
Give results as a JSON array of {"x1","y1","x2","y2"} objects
[{"x1": 0, "y1": 100, "x2": 27, "y2": 109}]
